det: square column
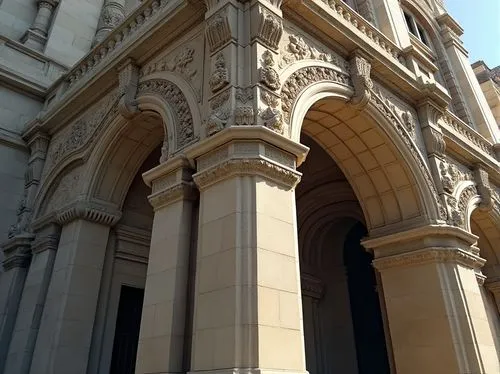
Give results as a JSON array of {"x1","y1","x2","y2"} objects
[
  {"x1": 364, "y1": 225, "x2": 500, "y2": 374},
  {"x1": 135, "y1": 157, "x2": 197, "y2": 374},
  {"x1": 3, "y1": 225, "x2": 60, "y2": 374},
  {"x1": 0, "y1": 235, "x2": 33, "y2": 372},
  {"x1": 28, "y1": 204, "x2": 121, "y2": 374},
  {"x1": 186, "y1": 127, "x2": 309, "y2": 374}
]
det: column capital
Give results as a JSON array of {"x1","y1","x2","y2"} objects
[
  {"x1": 1, "y1": 234, "x2": 35, "y2": 270},
  {"x1": 143, "y1": 156, "x2": 197, "y2": 210},
  {"x1": 55, "y1": 200, "x2": 122, "y2": 227},
  {"x1": 186, "y1": 126, "x2": 307, "y2": 191},
  {"x1": 363, "y1": 224, "x2": 485, "y2": 271}
]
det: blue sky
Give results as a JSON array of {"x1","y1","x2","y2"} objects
[{"x1": 445, "y1": 0, "x2": 500, "y2": 67}]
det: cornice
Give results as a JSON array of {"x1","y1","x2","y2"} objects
[{"x1": 362, "y1": 224, "x2": 478, "y2": 250}]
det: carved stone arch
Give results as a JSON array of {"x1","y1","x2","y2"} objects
[
  {"x1": 136, "y1": 75, "x2": 200, "y2": 158},
  {"x1": 284, "y1": 69, "x2": 444, "y2": 232},
  {"x1": 84, "y1": 111, "x2": 164, "y2": 212},
  {"x1": 453, "y1": 181, "x2": 482, "y2": 231}
]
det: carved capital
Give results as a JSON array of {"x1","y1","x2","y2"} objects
[
  {"x1": 373, "y1": 248, "x2": 485, "y2": 271},
  {"x1": 193, "y1": 140, "x2": 301, "y2": 191},
  {"x1": 349, "y1": 51, "x2": 372, "y2": 108},
  {"x1": 1, "y1": 234, "x2": 35, "y2": 270},
  {"x1": 117, "y1": 58, "x2": 141, "y2": 119},
  {"x1": 144, "y1": 157, "x2": 198, "y2": 210},
  {"x1": 194, "y1": 158, "x2": 301, "y2": 191},
  {"x1": 56, "y1": 201, "x2": 122, "y2": 227}
]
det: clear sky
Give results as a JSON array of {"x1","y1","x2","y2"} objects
[{"x1": 445, "y1": 0, "x2": 500, "y2": 68}]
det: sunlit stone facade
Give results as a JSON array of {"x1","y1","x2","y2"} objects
[{"x1": 0, "y1": 1, "x2": 499, "y2": 373}]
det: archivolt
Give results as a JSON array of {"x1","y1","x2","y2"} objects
[{"x1": 282, "y1": 64, "x2": 444, "y2": 230}]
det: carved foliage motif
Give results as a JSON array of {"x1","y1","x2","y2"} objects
[
  {"x1": 280, "y1": 34, "x2": 346, "y2": 68},
  {"x1": 439, "y1": 160, "x2": 472, "y2": 194},
  {"x1": 257, "y1": 9, "x2": 283, "y2": 50},
  {"x1": 206, "y1": 11, "x2": 231, "y2": 53},
  {"x1": 259, "y1": 50, "x2": 280, "y2": 91},
  {"x1": 141, "y1": 46, "x2": 197, "y2": 83},
  {"x1": 349, "y1": 54, "x2": 372, "y2": 107},
  {"x1": 47, "y1": 90, "x2": 120, "y2": 170},
  {"x1": 100, "y1": 3, "x2": 125, "y2": 28},
  {"x1": 235, "y1": 87, "x2": 254, "y2": 126},
  {"x1": 281, "y1": 66, "x2": 350, "y2": 123},
  {"x1": 209, "y1": 53, "x2": 230, "y2": 93},
  {"x1": 368, "y1": 91, "x2": 447, "y2": 221},
  {"x1": 206, "y1": 90, "x2": 230, "y2": 136},
  {"x1": 137, "y1": 79, "x2": 194, "y2": 149}
]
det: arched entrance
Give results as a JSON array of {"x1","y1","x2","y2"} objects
[{"x1": 297, "y1": 134, "x2": 391, "y2": 374}]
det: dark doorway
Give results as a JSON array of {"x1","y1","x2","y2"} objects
[
  {"x1": 109, "y1": 285, "x2": 145, "y2": 374},
  {"x1": 344, "y1": 223, "x2": 390, "y2": 374}
]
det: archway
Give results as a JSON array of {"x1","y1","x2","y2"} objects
[{"x1": 297, "y1": 134, "x2": 391, "y2": 374}]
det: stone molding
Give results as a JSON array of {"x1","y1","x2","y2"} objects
[
  {"x1": 194, "y1": 158, "x2": 301, "y2": 191},
  {"x1": 143, "y1": 156, "x2": 197, "y2": 210},
  {"x1": 301, "y1": 273, "x2": 324, "y2": 300},
  {"x1": 55, "y1": 201, "x2": 122, "y2": 227},
  {"x1": 372, "y1": 247, "x2": 485, "y2": 271},
  {"x1": 1, "y1": 234, "x2": 35, "y2": 270},
  {"x1": 31, "y1": 232, "x2": 60, "y2": 255}
]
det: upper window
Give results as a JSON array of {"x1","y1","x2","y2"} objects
[{"x1": 403, "y1": 10, "x2": 429, "y2": 46}]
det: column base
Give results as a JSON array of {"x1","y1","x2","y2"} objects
[{"x1": 21, "y1": 29, "x2": 47, "y2": 52}]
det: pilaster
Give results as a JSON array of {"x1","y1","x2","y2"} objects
[
  {"x1": 135, "y1": 156, "x2": 197, "y2": 374},
  {"x1": 363, "y1": 225, "x2": 500, "y2": 374},
  {"x1": 437, "y1": 13, "x2": 500, "y2": 143},
  {"x1": 26, "y1": 203, "x2": 121, "y2": 374},
  {"x1": 185, "y1": 126, "x2": 309, "y2": 373},
  {"x1": 370, "y1": 0, "x2": 412, "y2": 48},
  {"x1": 204, "y1": 0, "x2": 285, "y2": 138},
  {"x1": 3, "y1": 224, "x2": 60, "y2": 374}
]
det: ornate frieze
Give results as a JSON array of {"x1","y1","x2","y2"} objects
[
  {"x1": 194, "y1": 158, "x2": 301, "y2": 191},
  {"x1": 46, "y1": 90, "x2": 120, "y2": 171},
  {"x1": 373, "y1": 247, "x2": 485, "y2": 271},
  {"x1": 281, "y1": 66, "x2": 350, "y2": 123},
  {"x1": 279, "y1": 31, "x2": 347, "y2": 69},
  {"x1": 142, "y1": 46, "x2": 196, "y2": 77},
  {"x1": 137, "y1": 79, "x2": 195, "y2": 150}
]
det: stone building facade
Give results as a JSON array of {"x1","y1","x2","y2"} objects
[{"x1": 0, "y1": 0, "x2": 499, "y2": 373}]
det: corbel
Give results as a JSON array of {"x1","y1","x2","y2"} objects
[{"x1": 117, "y1": 58, "x2": 141, "y2": 119}]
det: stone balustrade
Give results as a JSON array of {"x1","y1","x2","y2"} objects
[
  {"x1": 319, "y1": 0, "x2": 402, "y2": 61},
  {"x1": 64, "y1": 0, "x2": 172, "y2": 93},
  {"x1": 440, "y1": 110, "x2": 496, "y2": 159}
]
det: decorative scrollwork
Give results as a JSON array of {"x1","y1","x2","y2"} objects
[
  {"x1": 137, "y1": 79, "x2": 195, "y2": 150},
  {"x1": 259, "y1": 50, "x2": 280, "y2": 91}
]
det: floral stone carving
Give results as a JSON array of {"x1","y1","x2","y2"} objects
[{"x1": 137, "y1": 79, "x2": 194, "y2": 150}]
